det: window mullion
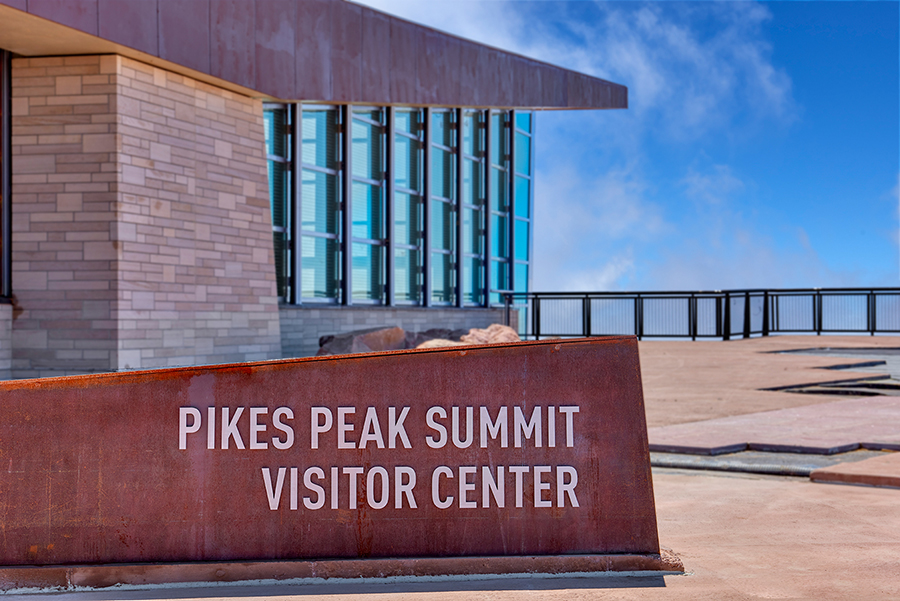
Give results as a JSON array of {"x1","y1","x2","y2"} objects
[
  {"x1": 341, "y1": 105, "x2": 352, "y2": 306},
  {"x1": 386, "y1": 107, "x2": 395, "y2": 306},
  {"x1": 454, "y1": 108, "x2": 464, "y2": 309},
  {"x1": 508, "y1": 110, "x2": 516, "y2": 295},
  {"x1": 423, "y1": 107, "x2": 432, "y2": 307},
  {"x1": 289, "y1": 104, "x2": 302, "y2": 305}
]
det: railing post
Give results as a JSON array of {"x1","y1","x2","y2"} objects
[
  {"x1": 816, "y1": 290, "x2": 823, "y2": 335},
  {"x1": 762, "y1": 291, "x2": 770, "y2": 336},
  {"x1": 582, "y1": 295, "x2": 591, "y2": 338},
  {"x1": 723, "y1": 292, "x2": 731, "y2": 341},
  {"x1": 636, "y1": 295, "x2": 644, "y2": 341},
  {"x1": 504, "y1": 294, "x2": 511, "y2": 328},
  {"x1": 870, "y1": 291, "x2": 877, "y2": 336},
  {"x1": 690, "y1": 294, "x2": 697, "y2": 341},
  {"x1": 742, "y1": 291, "x2": 751, "y2": 339},
  {"x1": 533, "y1": 296, "x2": 541, "y2": 340},
  {"x1": 715, "y1": 295, "x2": 722, "y2": 338}
]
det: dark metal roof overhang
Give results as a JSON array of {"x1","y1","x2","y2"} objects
[{"x1": 0, "y1": 0, "x2": 627, "y2": 110}]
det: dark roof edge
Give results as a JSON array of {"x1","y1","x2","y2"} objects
[
  {"x1": 0, "y1": 0, "x2": 627, "y2": 110},
  {"x1": 348, "y1": 0, "x2": 627, "y2": 106}
]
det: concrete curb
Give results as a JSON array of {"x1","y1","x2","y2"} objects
[{"x1": 0, "y1": 553, "x2": 683, "y2": 593}]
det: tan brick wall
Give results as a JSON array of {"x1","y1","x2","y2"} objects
[
  {"x1": 11, "y1": 56, "x2": 281, "y2": 377},
  {"x1": 11, "y1": 56, "x2": 119, "y2": 377},
  {"x1": 110, "y1": 56, "x2": 280, "y2": 369}
]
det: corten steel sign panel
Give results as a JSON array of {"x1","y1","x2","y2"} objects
[{"x1": 0, "y1": 337, "x2": 658, "y2": 566}]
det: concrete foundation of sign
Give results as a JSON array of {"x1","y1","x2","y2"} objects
[{"x1": 0, "y1": 552, "x2": 683, "y2": 592}]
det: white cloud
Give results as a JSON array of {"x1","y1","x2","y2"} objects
[{"x1": 354, "y1": 1, "x2": 823, "y2": 291}]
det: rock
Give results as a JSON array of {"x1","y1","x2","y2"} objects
[
  {"x1": 415, "y1": 339, "x2": 468, "y2": 349},
  {"x1": 460, "y1": 323, "x2": 521, "y2": 345},
  {"x1": 404, "y1": 328, "x2": 471, "y2": 348},
  {"x1": 317, "y1": 326, "x2": 407, "y2": 356}
]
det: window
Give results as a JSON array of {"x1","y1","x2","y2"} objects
[
  {"x1": 430, "y1": 109, "x2": 456, "y2": 305},
  {"x1": 461, "y1": 110, "x2": 485, "y2": 305},
  {"x1": 263, "y1": 105, "x2": 291, "y2": 299},
  {"x1": 350, "y1": 108, "x2": 386, "y2": 302},
  {"x1": 393, "y1": 109, "x2": 424, "y2": 303},
  {"x1": 513, "y1": 111, "x2": 533, "y2": 295},
  {"x1": 489, "y1": 111, "x2": 511, "y2": 305},
  {"x1": 300, "y1": 107, "x2": 341, "y2": 301},
  {"x1": 265, "y1": 104, "x2": 532, "y2": 309}
]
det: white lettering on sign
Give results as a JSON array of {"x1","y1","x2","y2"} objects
[{"x1": 177, "y1": 404, "x2": 583, "y2": 511}]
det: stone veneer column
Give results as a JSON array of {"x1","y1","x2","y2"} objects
[{"x1": 11, "y1": 56, "x2": 281, "y2": 378}]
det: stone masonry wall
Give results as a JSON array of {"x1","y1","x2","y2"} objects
[
  {"x1": 111, "y1": 56, "x2": 280, "y2": 369},
  {"x1": 279, "y1": 305, "x2": 511, "y2": 358},
  {"x1": 11, "y1": 56, "x2": 281, "y2": 377},
  {"x1": 11, "y1": 56, "x2": 119, "y2": 377}
]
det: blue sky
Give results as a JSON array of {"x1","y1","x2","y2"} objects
[{"x1": 358, "y1": 0, "x2": 899, "y2": 292}]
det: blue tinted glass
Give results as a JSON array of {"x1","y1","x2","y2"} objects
[
  {"x1": 514, "y1": 176, "x2": 530, "y2": 218},
  {"x1": 463, "y1": 256, "x2": 483, "y2": 305},
  {"x1": 490, "y1": 112, "x2": 506, "y2": 166},
  {"x1": 352, "y1": 119, "x2": 383, "y2": 180},
  {"x1": 394, "y1": 248, "x2": 420, "y2": 302},
  {"x1": 268, "y1": 160, "x2": 287, "y2": 228},
  {"x1": 351, "y1": 182, "x2": 383, "y2": 240},
  {"x1": 432, "y1": 252, "x2": 453, "y2": 304},
  {"x1": 491, "y1": 213, "x2": 508, "y2": 258},
  {"x1": 432, "y1": 199, "x2": 453, "y2": 252},
  {"x1": 264, "y1": 109, "x2": 286, "y2": 158},
  {"x1": 301, "y1": 169, "x2": 338, "y2": 234},
  {"x1": 351, "y1": 243, "x2": 383, "y2": 301},
  {"x1": 432, "y1": 148, "x2": 454, "y2": 200},
  {"x1": 301, "y1": 109, "x2": 336, "y2": 169},
  {"x1": 514, "y1": 262, "x2": 528, "y2": 294},
  {"x1": 515, "y1": 132, "x2": 531, "y2": 175},
  {"x1": 395, "y1": 110, "x2": 418, "y2": 134},
  {"x1": 394, "y1": 192, "x2": 420, "y2": 247},
  {"x1": 394, "y1": 134, "x2": 421, "y2": 192},
  {"x1": 433, "y1": 111, "x2": 454, "y2": 147},
  {"x1": 491, "y1": 259, "x2": 509, "y2": 304},
  {"x1": 301, "y1": 235, "x2": 338, "y2": 299},
  {"x1": 515, "y1": 112, "x2": 531, "y2": 133},
  {"x1": 462, "y1": 158, "x2": 483, "y2": 206},
  {"x1": 463, "y1": 207, "x2": 482, "y2": 255},
  {"x1": 490, "y1": 167, "x2": 507, "y2": 212},
  {"x1": 463, "y1": 112, "x2": 482, "y2": 157},
  {"x1": 514, "y1": 219, "x2": 529, "y2": 262}
]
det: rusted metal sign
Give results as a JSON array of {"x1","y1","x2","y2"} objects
[{"x1": 0, "y1": 337, "x2": 658, "y2": 566}]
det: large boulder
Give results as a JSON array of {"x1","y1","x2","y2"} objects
[
  {"x1": 316, "y1": 326, "x2": 407, "y2": 356},
  {"x1": 316, "y1": 323, "x2": 520, "y2": 356},
  {"x1": 460, "y1": 323, "x2": 521, "y2": 345}
]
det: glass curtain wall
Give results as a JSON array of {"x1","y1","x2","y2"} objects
[
  {"x1": 393, "y1": 109, "x2": 424, "y2": 303},
  {"x1": 461, "y1": 110, "x2": 485, "y2": 305},
  {"x1": 266, "y1": 104, "x2": 531, "y2": 308},
  {"x1": 300, "y1": 107, "x2": 341, "y2": 301},
  {"x1": 513, "y1": 112, "x2": 533, "y2": 296},
  {"x1": 430, "y1": 110, "x2": 456, "y2": 305},
  {"x1": 350, "y1": 108, "x2": 386, "y2": 302},
  {"x1": 263, "y1": 106, "x2": 291, "y2": 299},
  {"x1": 489, "y1": 111, "x2": 511, "y2": 305}
]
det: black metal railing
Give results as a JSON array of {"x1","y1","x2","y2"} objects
[{"x1": 503, "y1": 288, "x2": 900, "y2": 340}]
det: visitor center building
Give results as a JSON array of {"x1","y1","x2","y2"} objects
[{"x1": 0, "y1": 0, "x2": 626, "y2": 379}]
